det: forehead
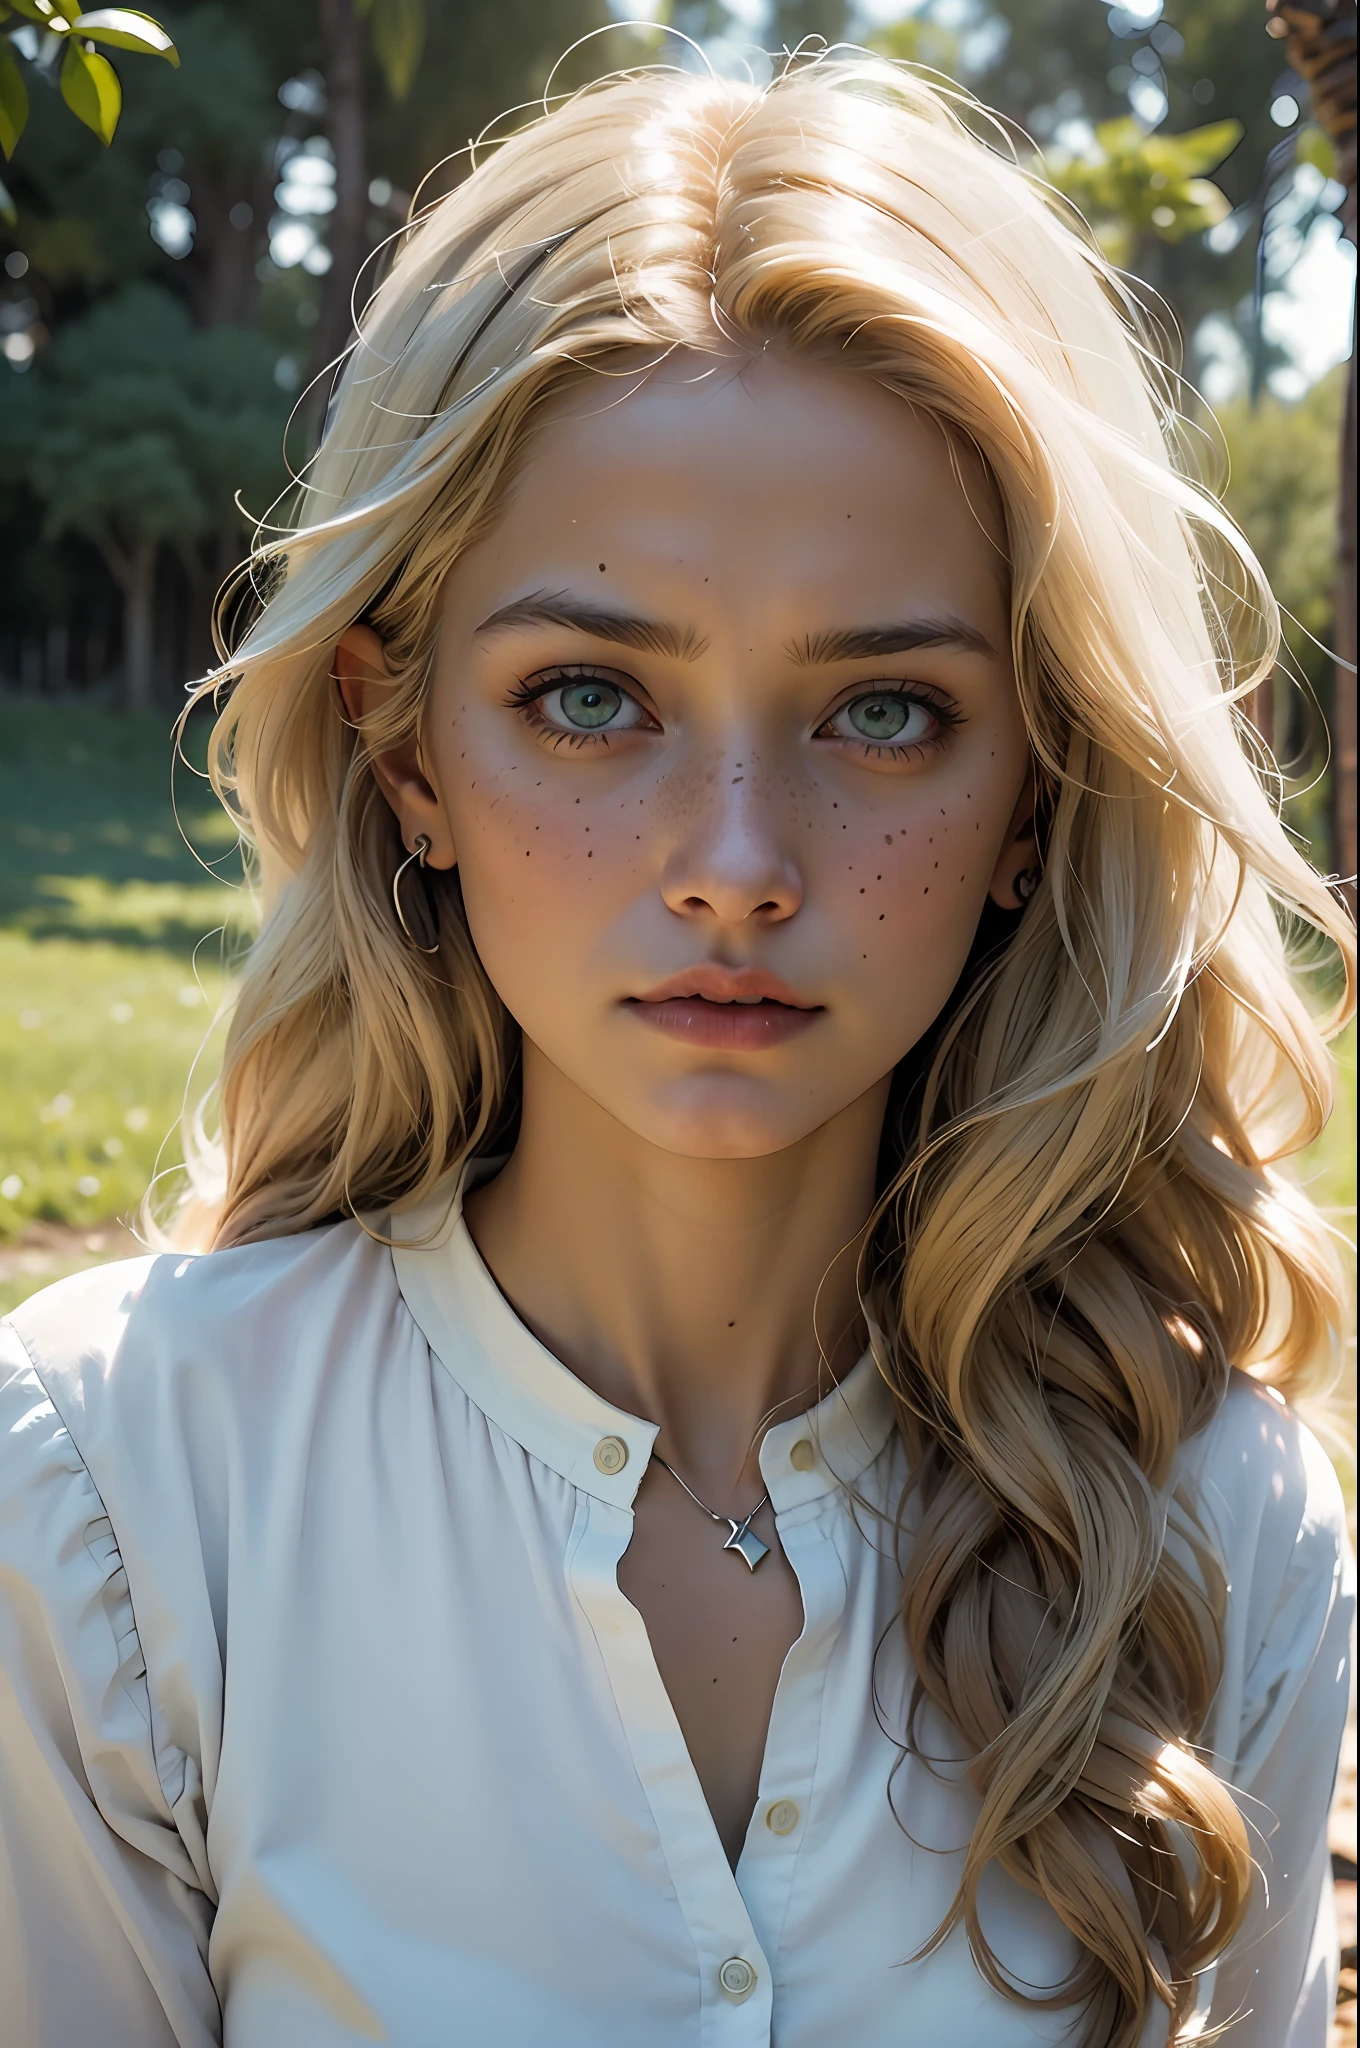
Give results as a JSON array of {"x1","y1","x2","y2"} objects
[{"x1": 445, "y1": 350, "x2": 1009, "y2": 632}]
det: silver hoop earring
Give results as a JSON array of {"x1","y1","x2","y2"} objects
[{"x1": 392, "y1": 834, "x2": 440, "y2": 954}]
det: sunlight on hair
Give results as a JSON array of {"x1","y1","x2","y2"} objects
[{"x1": 174, "y1": 50, "x2": 1355, "y2": 2048}]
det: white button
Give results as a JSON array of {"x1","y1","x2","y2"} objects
[
  {"x1": 593, "y1": 1436, "x2": 628, "y2": 1475},
  {"x1": 718, "y1": 1957, "x2": 756, "y2": 2001},
  {"x1": 765, "y1": 1797, "x2": 799, "y2": 1835},
  {"x1": 789, "y1": 1438, "x2": 815, "y2": 1471}
]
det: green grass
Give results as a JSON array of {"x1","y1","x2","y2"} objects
[{"x1": 0, "y1": 703, "x2": 248, "y2": 1297}]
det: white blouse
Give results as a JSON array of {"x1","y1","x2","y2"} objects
[{"x1": 0, "y1": 1176, "x2": 1351, "y2": 2048}]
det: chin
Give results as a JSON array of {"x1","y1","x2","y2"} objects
[{"x1": 628, "y1": 1077, "x2": 816, "y2": 1161}]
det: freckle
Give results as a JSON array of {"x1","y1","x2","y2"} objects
[
  {"x1": 876, "y1": 874, "x2": 881, "y2": 881},
  {"x1": 884, "y1": 834, "x2": 893, "y2": 844},
  {"x1": 879, "y1": 913, "x2": 884, "y2": 920},
  {"x1": 732, "y1": 776, "x2": 743, "y2": 784},
  {"x1": 588, "y1": 851, "x2": 593, "y2": 857},
  {"x1": 924, "y1": 887, "x2": 929, "y2": 895},
  {"x1": 728, "y1": 1320, "x2": 736, "y2": 1328},
  {"x1": 598, "y1": 562, "x2": 606, "y2": 572},
  {"x1": 860, "y1": 887, "x2": 865, "y2": 894}
]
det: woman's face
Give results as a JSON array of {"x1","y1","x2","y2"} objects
[{"x1": 364, "y1": 353, "x2": 1033, "y2": 1160}]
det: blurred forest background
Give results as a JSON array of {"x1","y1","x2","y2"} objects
[
  {"x1": 0, "y1": 2, "x2": 1353, "y2": 1253},
  {"x1": 0, "y1": 0, "x2": 1355, "y2": 2025},
  {"x1": 0, "y1": 0, "x2": 1353, "y2": 1309}
]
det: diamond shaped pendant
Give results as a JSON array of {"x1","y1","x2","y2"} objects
[{"x1": 723, "y1": 1518, "x2": 771, "y2": 1571}]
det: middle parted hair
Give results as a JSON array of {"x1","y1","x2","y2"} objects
[{"x1": 194, "y1": 51, "x2": 1353, "y2": 2048}]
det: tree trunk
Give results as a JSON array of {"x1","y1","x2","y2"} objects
[
  {"x1": 117, "y1": 540, "x2": 158, "y2": 712},
  {"x1": 1267, "y1": 0, "x2": 1357, "y2": 909},
  {"x1": 185, "y1": 166, "x2": 274, "y2": 330},
  {"x1": 311, "y1": 0, "x2": 367, "y2": 405},
  {"x1": 1336, "y1": 334, "x2": 1357, "y2": 913}
]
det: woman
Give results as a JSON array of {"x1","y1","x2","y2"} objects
[{"x1": 0, "y1": 52, "x2": 1352, "y2": 2048}]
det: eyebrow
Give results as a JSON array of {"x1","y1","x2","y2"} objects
[
  {"x1": 474, "y1": 590, "x2": 708, "y2": 662},
  {"x1": 788, "y1": 615, "x2": 996, "y2": 665}
]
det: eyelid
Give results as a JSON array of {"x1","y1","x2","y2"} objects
[
  {"x1": 508, "y1": 662, "x2": 656, "y2": 713},
  {"x1": 822, "y1": 677, "x2": 958, "y2": 714},
  {"x1": 814, "y1": 680, "x2": 963, "y2": 734}
]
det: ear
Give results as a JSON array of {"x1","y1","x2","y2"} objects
[
  {"x1": 987, "y1": 772, "x2": 1041, "y2": 912},
  {"x1": 334, "y1": 625, "x2": 456, "y2": 869}
]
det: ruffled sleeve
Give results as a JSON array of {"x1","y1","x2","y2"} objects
[
  {"x1": 1186, "y1": 1375, "x2": 1356, "y2": 2046},
  {"x1": 0, "y1": 1319, "x2": 221, "y2": 2047}
]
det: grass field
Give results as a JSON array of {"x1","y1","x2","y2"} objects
[{"x1": 0, "y1": 701, "x2": 250, "y2": 1313}]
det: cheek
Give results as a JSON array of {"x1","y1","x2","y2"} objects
[
  {"x1": 827, "y1": 795, "x2": 997, "y2": 932},
  {"x1": 443, "y1": 755, "x2": 646, "y2": 997},
  {"x1": 823, "y1": 786, "x2": 1005, "y2": 1022}
]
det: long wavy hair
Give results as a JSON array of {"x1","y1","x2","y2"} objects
[{"x1": 180, "y1": 50, "x2": 1354, "y2": 2048}]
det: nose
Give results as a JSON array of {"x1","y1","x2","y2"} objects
[{"x1": 658, "y1": 761, "x2": 804, "y2": 926}]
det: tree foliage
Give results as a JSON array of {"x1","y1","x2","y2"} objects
[{"x1": 0, "y1": 0, "x2": 178, "y2": 165}]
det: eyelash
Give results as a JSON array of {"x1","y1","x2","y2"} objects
[
  {"x1": 815, "y1": 686, "x2": 963, "y2": 760},
  {"x1": 503, "y1": 666, "x2": 641, "y2": 750},
  {"x1": 504, "y1": 668, "x2": 964, "y2": 758}
]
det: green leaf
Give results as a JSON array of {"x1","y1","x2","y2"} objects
[
  {"x1": 1144, "y1": 120, "x2": 1243, "y2": 180},
  {"x1": 1, "y1": 0, "x2": 54, "y2": 22},
  {"x1": 358, "y1": 0, "x2": 423, "y2": 101},
  {"x1": 1297, "y1": 124, "x2": 1337, "y2": 181},
  {"x1": 0, "y1": 37, "x2": 28, "y2": 158},
  {"x1": 60, "y1": 36, "x2": 120, "y2": 143},
  {"x1": 71, "y1": 7, "x2": 177, "y2": 62},
  {"x1": 0, "y1": 170, "x2": 14, "y2": 225}
]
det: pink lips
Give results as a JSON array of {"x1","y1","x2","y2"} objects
[{"x1": 624, "y1": 967, "x2": 822, "y2": 1051}]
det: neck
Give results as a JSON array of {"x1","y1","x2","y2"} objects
[{"x1": 464, "y1": 1042, "x2": 888, "y2": 1499}]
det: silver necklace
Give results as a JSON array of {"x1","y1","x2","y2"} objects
[{"x1": 650, "y1": 1453, "x2": 772, "y2": 1571}]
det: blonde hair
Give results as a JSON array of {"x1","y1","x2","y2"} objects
[{"x1": 184, "y1": 51, "x2": 1354, "y2": 2047}]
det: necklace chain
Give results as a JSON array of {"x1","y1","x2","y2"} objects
[{"x1": 650, "y1": 1452, "x2": 773, "y2": 1571}]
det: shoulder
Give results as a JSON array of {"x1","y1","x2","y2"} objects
[
  {"x1": 1, "y1": 1218, "x2": 410, "y2": 1511},
  {"x1": 1174, "y1": 1369, "x2": 1350, "y2": 1583},
  {"x1": 1172, "y1": 1371, "x2": 1354, "y2": 1777}
]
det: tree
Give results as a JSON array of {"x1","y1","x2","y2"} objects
[
  {"x1": 0, "y1": 0, "x2": 178, "y2": 173},
  {"x1": 3, "y1": 282, "x2": 285, "y2": 705},
  {"x1": 1266, "y1": 0, "x2": 1356, "y2": 906}
]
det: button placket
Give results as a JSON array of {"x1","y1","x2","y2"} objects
[{"x1": 567, "y1": 1492, "x2": 772, "y2": 2039}]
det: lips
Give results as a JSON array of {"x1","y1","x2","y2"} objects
[
  {"x1": 629, "y1": 966, "x2": 817, "y2": 1009},
  {"x1": 623, "y1": 966, "x2": 822, "y2": 1051}
]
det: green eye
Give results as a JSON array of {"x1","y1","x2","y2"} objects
[
  {"x1": 848, "y1": 695, "x2": 910, "y2": 741},
  {"x1": 558, "y1": 680, "x2": 623, "y2": 729}
]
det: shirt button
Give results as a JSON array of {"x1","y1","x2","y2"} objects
[
  {"x1": 718, "y1": 1957, "x2": 756, "y2": 2001},
  {"x1": 789, "y1": 1438, "x2": 815, "y2": 1471},
  {"x1": 765, "y1": 1797, "x2": 800, "y2": 1835},
  {"x1": 593, "y1": 1436, "x2": 629, "y2": 1475}
]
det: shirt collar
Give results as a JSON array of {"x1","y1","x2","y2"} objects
[{"x1": 388, "y1": 1170, "x2": 897, "y2": 1511}]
